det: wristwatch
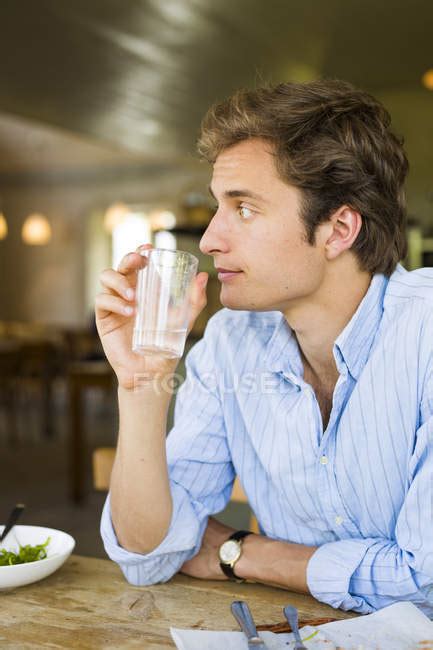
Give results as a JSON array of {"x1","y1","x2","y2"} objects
[{"x1": 218, "y1": 530, "x2": 252, "y2": 582}]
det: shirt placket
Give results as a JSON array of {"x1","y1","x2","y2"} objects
[{"x1": 311, "y1": 370, "x2": 362, "y2": 538}]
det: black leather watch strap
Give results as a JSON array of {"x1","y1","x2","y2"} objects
[
  {"x1": 230, "y1": 530, "x2": 252, "y2": 542},
  {"x1": 219, "y1": 530, "x2": 253, "y2": 581}
]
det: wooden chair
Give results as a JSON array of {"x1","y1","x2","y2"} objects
[
  {"x1": 68, "y1": 361, "x2": 115, "y2": 503},
  {"x1": 17, "y1": 340, "x2": 59, "y2": 438},
  {"x1": 0, "y1": 342, "x2": 21, "y2": 445},
  {"x1": 93, "y1": 447, "x2": 259, "y2": 533}
]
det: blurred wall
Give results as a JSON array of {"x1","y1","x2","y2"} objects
[
  {"x1": 378, "y1": 89, "x2": 433, "y2": 227},
  {"x1": 0, "y1": 162, "x2": 210, "y2": 326}
]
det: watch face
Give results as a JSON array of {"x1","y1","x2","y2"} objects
[{"x1": 219, "y1": 539, "x2": 241, "y2": 564}]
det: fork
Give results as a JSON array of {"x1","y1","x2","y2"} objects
[
  {"x1": 0, "y1": 504, "x2": 25, "y2": 543},
  {"x1": 283, "y1": 605, "x2": 308, "y2": 650}
]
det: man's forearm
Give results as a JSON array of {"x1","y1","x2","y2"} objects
[
  {"x1": 180, "y1": 517, "x2": 317, "y2": 593},
  {"x1": 236, "y1": 533, "x2": 317, "y2": 593},
  {"x1": 110, "y1": 384, "x2": 173, "y2": 555}
]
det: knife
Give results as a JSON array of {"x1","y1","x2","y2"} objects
[
  {"x1": 0, "y1": 503, "x2": 25, "y2": 543},
  {"x1": 231, "y1": 600, "x2": 268, "y2": 648}
]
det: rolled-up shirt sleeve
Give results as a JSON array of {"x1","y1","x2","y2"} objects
[
  {"x1": 307, "y1": 377, "x2": 433, "y2": 617},
  {"x1": 100, "y1": 314, "x2": 234, "y2": 586}
]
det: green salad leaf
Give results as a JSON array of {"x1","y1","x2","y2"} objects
[{"x1": 0, "y1": 537, "x2": 50, "y2": 566}]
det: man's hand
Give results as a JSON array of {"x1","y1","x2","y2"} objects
[{"x1": 180, "y1": 517, "x2": 236, "y2": 580}]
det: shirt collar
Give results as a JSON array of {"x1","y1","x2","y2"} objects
[
  {"x1": 264, "y1": 272, "x2": 389, "y2": 381},
  {"x1": 263, "y1": 313, "x2": 303, "y2": 377},
  {"x1": 334, "y1": 271, "x2": 388, "y2": 380}
]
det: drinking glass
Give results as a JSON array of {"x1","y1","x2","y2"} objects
[{"x1": 132, "y1": 248, "x2": 199, "y2": 358}]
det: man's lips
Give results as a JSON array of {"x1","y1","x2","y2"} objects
[{"x1": 216, "y1": 267, "x2": 243, "y2": 281}]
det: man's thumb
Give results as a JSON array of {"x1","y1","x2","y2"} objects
[{"x1": 187, "y1": 272, "x2": 208, "y2": 331}]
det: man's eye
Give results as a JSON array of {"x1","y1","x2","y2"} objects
[{"x1": 238, "y1": 206, "x2": 254, "y2": 220}]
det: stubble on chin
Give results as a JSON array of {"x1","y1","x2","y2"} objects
[
  {"x1": 219, "y1": 286, "x2": 245, "y2": 311},
  {"x1": 219, "y1": 289, "x2": 261, "y2": 312}
]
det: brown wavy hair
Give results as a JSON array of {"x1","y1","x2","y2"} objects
[{"x1": 197, "y1": 79, "x2": 408, "y2": 276}]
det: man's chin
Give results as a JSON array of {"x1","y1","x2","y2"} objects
[
  {"x1": 219, "y1": 289, "x2": 246, "y2": 310},
  {"x1": 219, "y1": 288, "x2": 270, "y2": 312},
  {"x1": 219, "y1": 299, "x2": 247, "y2": 310}
]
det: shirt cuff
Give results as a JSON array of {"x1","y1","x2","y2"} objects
[
  {"x1": 100, "y1": 484, "x2": 208, "y2": 585},
  {"x1": 307, "y1": 538, "x2": 376, "y2": 614}
]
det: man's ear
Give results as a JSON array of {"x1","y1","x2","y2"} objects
[{"x1": 322, "y1": 205, "x2": 363, "y2": 261}]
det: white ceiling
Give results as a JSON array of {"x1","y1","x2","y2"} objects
[
  {"x1": 0, "y1": 0, "x2": 431, "y2": 203},
  {"x1": 0, "y1": 112, "x2": 149, "y2": 174}
]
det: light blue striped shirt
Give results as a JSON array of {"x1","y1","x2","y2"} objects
[{"x1": 101, "y1": 264, "x2": 433, "y2": 616}]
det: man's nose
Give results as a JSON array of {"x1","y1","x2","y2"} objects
[{"x1": 199, "y1": 213, "x2": 230, "y2": 256}]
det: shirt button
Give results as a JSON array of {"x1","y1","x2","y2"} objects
[
  {"x1": 335, "y1": 515, "x2": 344, "y2": 525},
  {"x1": 319, "y1": 455, "x2": 328, "y2": 465}
]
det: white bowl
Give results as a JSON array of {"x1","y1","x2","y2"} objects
[{"x1": 0, "y1": 525, "x2": 75, "y2": 589}]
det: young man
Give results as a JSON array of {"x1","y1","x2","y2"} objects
[{"x1": 96, "y1": 79, "x2": 433, "y2": 616}]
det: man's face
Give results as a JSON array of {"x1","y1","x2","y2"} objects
[{"x1": 199, "y1": 138, "x2": 327, "y2": 312}]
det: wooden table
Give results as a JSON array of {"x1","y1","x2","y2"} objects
[{"x1": 0, "y1": 555, "x2": 355, "y2": 649}]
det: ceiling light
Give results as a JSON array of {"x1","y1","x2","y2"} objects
[
  {"x1": 22, "y1": 213, "x2": 52, "y2": 245},
  {"x1": 103, "y1": 202, "x2": 129, "y2": 233},
  {"x1": 150, "y1": 210, "x2": 176, "y2": 230},
  {"x1": 0, "y1": 211, "x2": 8, "y2": 240},
  {"x1": 422, "y1": 69, "x2": 433, "y2": 90}
]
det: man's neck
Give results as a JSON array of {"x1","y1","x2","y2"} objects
[{"x1": 283, "y1": 262, "x2": 372, "y2": 381}]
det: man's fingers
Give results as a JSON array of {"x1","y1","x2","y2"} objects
[
  {"x1": 116, "y1": 247, "x2": 150, "y2": 275},
  {"x1": 99, "y1": 268, "x2": 137, "y2": 300},
  {"x1": 135, "y1": 243, "x2": 153, "y2": 254},
  {"x1": 95, "y1": 292, "x2": 136, "y2": 320}
]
